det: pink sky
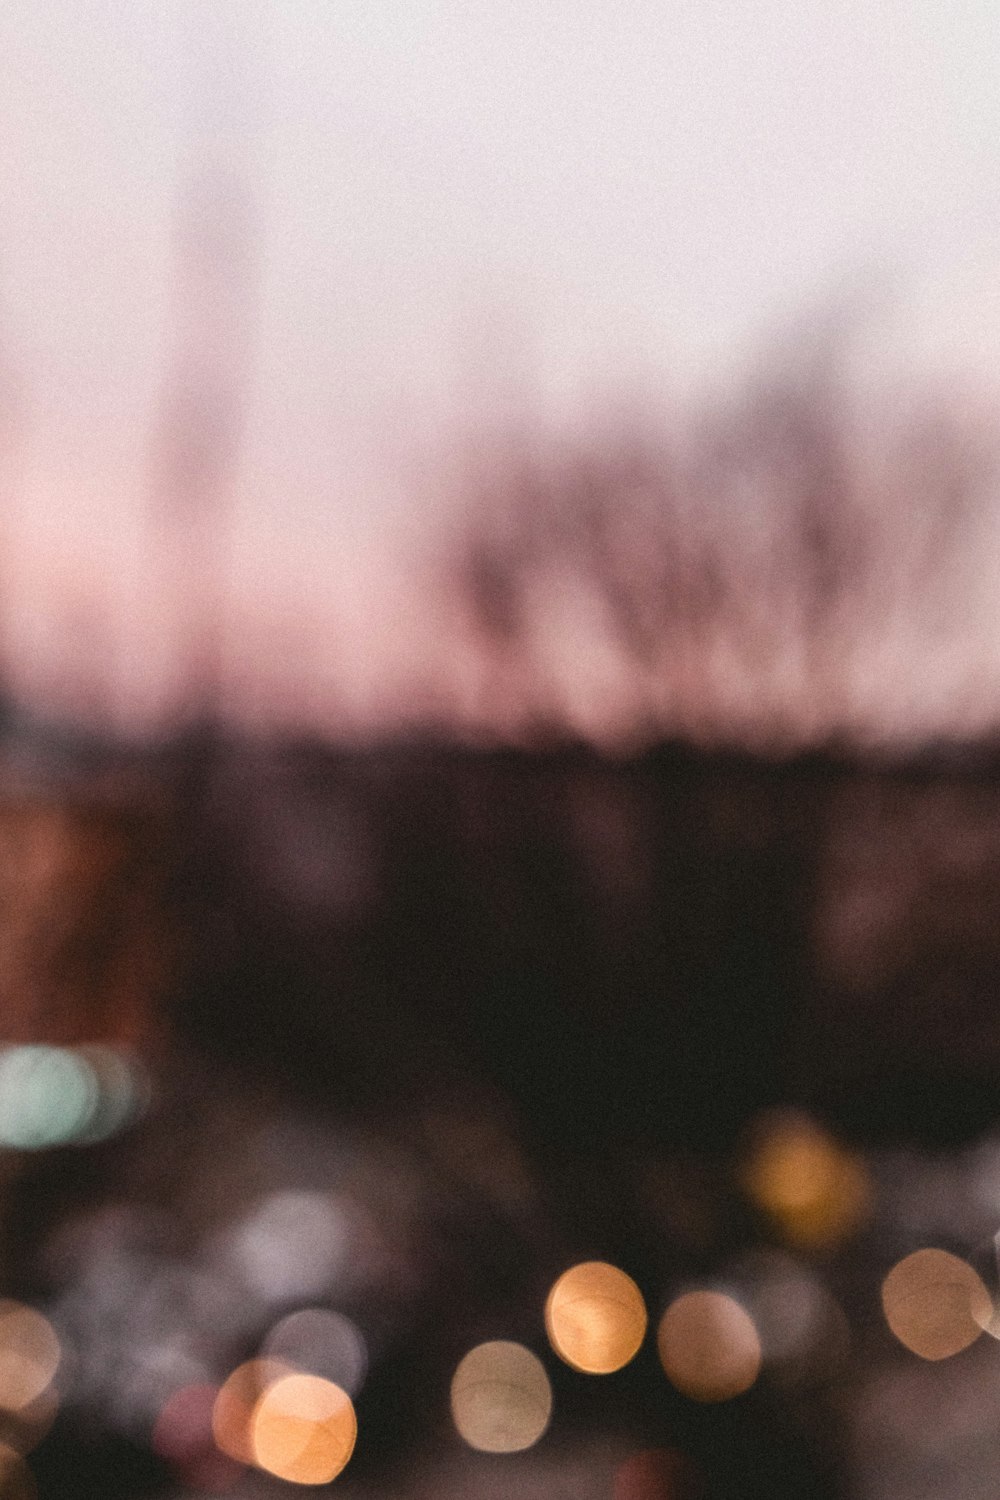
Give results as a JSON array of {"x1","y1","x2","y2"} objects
[{"x1": 2, "y1": 0, "x2": 1000, "y2": 744}]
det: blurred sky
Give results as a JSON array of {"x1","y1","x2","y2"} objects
[{"x1": 0, "y1": 0, "x2": 999, "y2": 736}]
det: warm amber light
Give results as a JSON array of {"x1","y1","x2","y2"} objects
[
  {"x1": 881, "y1": 1249, "x2": 991, "y2": 1360},
  {"x1": 0, "y1": 1385, "x2": 59, "y2": 1459},
  {"x1": 741, "y1": 1110, "x2": 870, "y2": 1249},
  {"x1": 0, "y1": 1444, "x2": 36, "y2": 1500},
  {"x1": 251, "y1": 1374, "x2": 357, "y2": 1486},
  {"x1": 545, "y1": 1261, "x2": 647, "y2": 1374},
  {"x1": 0, "y1": 1305, "x2": 61, "y2": 1413},
  {"x1": 450, "y1": 1341, "x2": 552, "y2": 1454},
  {"x1": 212, "y1": 1358, "x2": 288, "y2": 1465},
  {"x1": 658, "y1": 1291, "x2": 761, "y2": 1402}
]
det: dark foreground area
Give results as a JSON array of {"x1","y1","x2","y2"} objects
[{"x1": 3, "y1": 727, "x2": 1000, "y2": 1498}]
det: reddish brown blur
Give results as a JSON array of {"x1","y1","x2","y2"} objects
[
  {"x1": 614, "y1": 1449, "x2": 705, "y2": 1500},
  {"x1": 0, "y1": 801, "x2": 166, "y2": 1050},
  {"x1": 152, "y1": 1384, "x2": 243, "y2": 1492}
]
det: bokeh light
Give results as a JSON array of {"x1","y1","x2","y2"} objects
[
  {"x1": 450, "y1": 1341, "x2": 552, "y2": 1454},
  {"x1": 881, "y1": 1248, "x2": 991, "y2": 1360},
  {"x1": 0, "y1": 1045, "x2": 145, "y2": 1152},
  {"x1": 251, "y1": 1373, "x2": 357, "y2": 1486},
  {"x1": 737, "y1": 1251, "x2": 850, "y2": 1387},
  {"x1": 0, "y1": 1048, "x2": 97, "y2": 1150},
  {"x1": 262, "y1": 1308, "x2": 368, "y2": 1398},
  {"x1": 74, "y1": 1046, "x2": 148, "y2": 1145},
  {"x1": 222, "y1": 1191, "x2": 349, "y2": 1303},
  {"x1": 0, "y1": 1445, "x2": 36, "y2": 1500},
  {"x1": 614, "y1": 1448, "x2": 705, "y2": 1500},
  {"x1": 212, "y1": 1359, "x2": 289, "y2": 1465},
  {"x1": 0, "y1": 1387, "x2": 58, "y2": 1460},
  {"x1": 657, "y1": 1291, "x2": 761, "y2": 1403},
  {"x1": 152, "y1": 1383, "x2": 243, "y2": 1491},
  {"x1": 740, "y1": 1110, "x2": 872, "y2": 1250},
  {"x1": 966, "y1": 1232, "x2": 1000, "y2": 1339},
  {"x1": 47, "y1": 1229, "x2": 252, "y2": 1439},
  {"x1": 153, "y1": 1382, "x2": 216, "y2": 1464},
  {"x1": 0, "y1": 1305, "x2": 61, "y2": 1414},
  {"x1": 545, "y1": 1261, "x2": 647, "y2": 1374}
]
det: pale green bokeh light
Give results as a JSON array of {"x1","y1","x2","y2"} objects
[{"x1": 0, "y1": 1047, "x2": 99, "y2": 1151}]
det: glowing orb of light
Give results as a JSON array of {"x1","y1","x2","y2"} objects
[
  {"x1": 0, "y1": 1305, "x2": 61, "y2": 1413},
  {"x1": 224, "y1": 1191, "x2": 348, "y2": 1303},
  {"x1": 262, "y1": 1308, "x2": 368, "y2": 1398},
  {"x1": 657, "y1": 1291, "x2": 761, "y2": 1403},
  {"x1": 0, "y1": 1444, "x2": 36, "y2": 1499},
  {"x1": 881, "y1": 1249, "x2": 991, "y2": 1360},
  {"x1": 251, "y1": 1373, "x2": 357, "y2": 1486},
  {"x1": 0, "y1": 1048, "x2": 98, "y2": 1150},
  {"x1": 212, "y1": 1359, "x2": 289, "y2": 1465},
  {"x1": 740, "y1": 1110, "x2": 870, "y2": 1250},
  {"x1": 450, "y1": 1341, "x2": 552, "y2": 1454},
  {"x1": 545, "y1": 1261, "x2": 647, "y2": 1374}
]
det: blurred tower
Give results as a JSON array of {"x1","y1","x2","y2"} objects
[
  {"x1": 0, "y1": 311, "x2": 20, "y2": 735},
  {"x1": 153, "y1": 173, "x2": 254, "y2": 723},
  {"x1": 151, "y1": 3, "x2": 258, "y2": 726}
]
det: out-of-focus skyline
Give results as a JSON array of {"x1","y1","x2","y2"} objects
[{"x1": 1, "y1": 0, "x2": 999, "y2": 739}]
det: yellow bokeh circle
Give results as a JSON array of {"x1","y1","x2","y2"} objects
[
  {"x1": 212, "y1": 1358, "x2": 289, "y2": 1466},
  {"x1": 251, "y1": 1373, "x2": 357, "y2": 1486},
  {"x1": 545, "y1": 1261, "x2": 647, "y2": 1374}
]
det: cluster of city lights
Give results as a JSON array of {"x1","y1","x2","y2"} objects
[
  {"x1": 0, "y1": 1044, "x2": 146, "y2": 1151},
  {"x1": 438, "y1": 1114, "x2": 1000, "y2": 1474},
  {"x1": 4, "y1": 1104, "x2": 1000, "y2": 1490},
  {"x1": 152, "y1": 1306, "x2": 372, "y2": 1488},
  {"x1": 450, "y1": 1264, "x2": 762, "y2": 1457},
  {"x1": 7, "y1": 1244, "x2": 1000, "y2": 1491},
  {"x1": 211, "y1": 1358, "x2": 358, "y2": 1486},
  {"x1": 448, "y1": 1239, "x2": 1000, "y2": 1468}
]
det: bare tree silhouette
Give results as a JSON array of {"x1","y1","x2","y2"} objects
[{"x1": 447, "y1": 323, "x2": 997, "y2": 750}]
